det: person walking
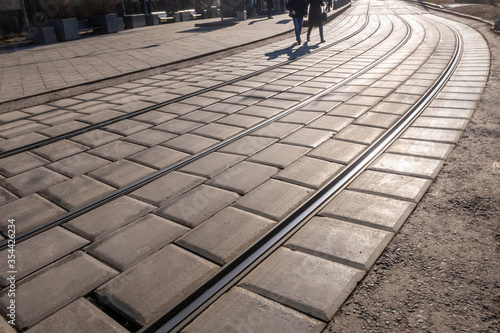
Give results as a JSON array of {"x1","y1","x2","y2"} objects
[
  {"x1": 306, "y1": 0, "x2": 325, "y2": 43},
  {"x1": 267, "y1": 0, "x2": 274, "y2": 19},
  {"x1": 286, "y1": 0, "x2": 308, "y2": 44}
]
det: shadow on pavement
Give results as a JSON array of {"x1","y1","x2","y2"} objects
[{"x1": 265, "y1": 41, "x2": 319, "y2": 60}]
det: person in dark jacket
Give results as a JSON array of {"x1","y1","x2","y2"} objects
[
  {"x1": 267, "y1": 0, "x2": 274, "y2": 19},
  {"x1": 286, "y1": 0, "x2": 308, "y2": 44},
  {"x1": 306, "y1": 0, "x2": 325, "y2": 43}
]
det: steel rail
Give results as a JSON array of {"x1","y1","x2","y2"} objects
[
  {"x1": 0, "y1": 5, "x2": 385, "y2": 249},
  {"x1": 139, "y1": 13, "x2": 463, "y2": 333},
  {"x1": 0, "y1": 4, "x2": 362, "y2": 159}
]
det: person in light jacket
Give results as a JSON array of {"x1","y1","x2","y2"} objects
[
  {"x1": 306, "y1": 0, "x2": 325, "y2": 43},
  {"x1": 287, "y1": 0, "x2": 308, "y2": 44}
]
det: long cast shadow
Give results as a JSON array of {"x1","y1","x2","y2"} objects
[{"x1": 265, "y1": 41, "x2": 320, "y2": 60}]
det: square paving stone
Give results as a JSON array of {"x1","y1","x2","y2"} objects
[
  {"x1": 176, "y1": 206, "x2": 275, "y2": 265},
  {"x1": 65, "y1": 196, "x2": 155, "y2": 241},
  {"x1": 191, "y1": 123, "x2": 243, "y2": 140},
  {"x1": 0, "y1": 251, "x2": 117, "y2": 330},
  {"x1": 0, "y1": 227, "x2": 89, "y2": 286},
  {"x1": 89, "y1": 160, "x2": 156, "y2": 188},
  {"x1": 131, "y1": 110, "x2": 177, "y2": 125},
  {"x1": 184, "y1": 287, "x2": 325, "y2": 333},
  {"x1": 251, "y1": 122, "x2": 302, "y2": 139},
  {"x1": 370, "y1": 153, "x2": 445, "y2": 179},
  {"x1": 130, "y1": 171, "x2": 206, "y2": 206},
  {"x1": 308, "y1": 139, "x2": 366, "y2": 164},
  {"x1": 47, "y1": 153, "x2": 110, "y2": 177},
  {"x1": 1, "y1": 167, "x2": 68, "y2": 196},
  {"x1": 348, "y1": 170, "x2": 432, "y2": 202},
  {"x1": 371, "y1": 102, "x2": 412, "y2": 115},
  {"x1": 153, "y1": 119, "x2": 204, "y2": 135},
  {"x1": 328, "y1": 104, "x2": 369, "y2": 118},
  {"x1": 89, "y1": 140, "x2": 146, "y2": 161},
  {"x1": 216, "y1": 114, "x2": 265, "y2": 128},
  {"x1": 235, "y1": 179, "x2": 313, "y2": 221},
  {"x1": 219, "y1": 136, "x2": 277, "y2": 156},
  {"x1": 279, "y1": 111, "x2": 322, "y2": 125},
  {"x1": 25, "y1": 298, "x2": 128, "y2": 333},
  {"x1": 71, "y1": 130, "x2": 122, "y2": 148},
  {"x1": 40, "y1": 175, "x2": 115, "y2": 211},
  {"x1": 334, "y1": 125, "x2": 385, "y2": 145},
  {"x1": 422, "y1": 107, "x2": 474, "y2": 119},
  {"x1": 306, "y1": 115, "x2": 352, "y2": 132},
  {"x1": 157, "y1": 102, "x2": 200, "y2": 115},
  {"x1": 387, "y1": 139, "x2": 454, "y2": 160},
  {"x1": 0, "y1": 121, "x2": 48, "y2": 139},
  {"x1": 0, "y1": 194, "x2": 66, "y2": 234},
  {"x1": 276, "y1": 156, "x2": 344, "y2": 189},
  {"x1": 281, "y1": 128, "x2": 333, "y2": 148},
  {"x1": 86, "y1": 214, "x2": 189, "y2": 271},
  {"x1": 240, "y1": 247, "x2": 364, "y2": 322},
  {"x1": 202, "y1": 102, "x2": 246, "y2": 114},
  {"x1": 402, "y1": 127, "x2": 463, "y2": 144},
  {"x1": 0, "y1": 152, "x2": 49, "y2": 177},
  {"x1": 124, "y1": 129, "x2": 177, "y2": 147},
  {"x1": 180, "y1": 152, "x2": 245, "y2": 178},
  {"x1": 127, "y1": 146, "x2": 190, "y2": 169},
  {"x1": 237, "y1": 105, "x2": 282, "y2": 118},
  {"x1": 79, "y1": 110, "x2": 125, "y2": 124},
  {"x1": 319, "y1": 190, "x2": 416, "y2": 232},
  {"x1": 33, "y1": 140, "x2": 88, "y2": 161},
  {"x1": 156, "y1": 185, "x2": 239, "y2": 228},
  {"x1": 285, "y1": 217, "x2": 394, "y2": 270},
  {"x1": 248, "y1": 143, "x2": 310, "y2": 169},
  {"x1": 103, "y1": 119, "x2": 152, "y2": 136},
  {"x1": 36, "y1": 120, "x2": 88, "y2": 137},
  {"x1": 96, "y1": 245, "x2": 219, "y2": 326},
  {"x1": 354, "y1": 112, "x2": 399, "y2": 128},
  {"x1": 162, "y1": 133, "x2": 219, "y2": 154},
  {"x1": 207, "y1": 161, "x2": 278, "y2": 195}
]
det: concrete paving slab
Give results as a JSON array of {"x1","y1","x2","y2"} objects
[
  {"x1": 156, "y1": 185, "x2": 240, "y2": 228},
  {"x1": 285, "y1": 216, "x2": 394, "y2": 270},
  {"x1": 370, "y1": 153, "x2": 445, "y2": 179},
  {"x1": 252, "y1": 122, "x2": 302, "y2": 139},
  {"x1": 123, "y1": 129, "x2": 177, "y2": 147},
  {"x1": 248, "y1": 143, "x2": 310, "y2": 169},
  {"x1": 219, "y1": 135, "x2": 277, "y2": 156},
  {"x1": 47, "y1": 153, "x2": 110, "y2": 177},
  {"x1": 354, "y1": 112, "x2": 400, "y2": 128},
  {"x1": 308, "y1": 139, "x2": 366, "y2": 164},
  {"x1": 412, "y1": 116, "x2": 469, "y2": 130},
  {"x1": 130, "y1": 110, "x2": 177, "y2": 125},
  {"x1": 180, "y1": 152, "x2": 245, "y2": 178},
  {"x1": 0, "y1": 167, "x2": 68, "y2": 197},
  {"x1": 216, "y1": 114, "x2": 265, "y2": 128},
  {"x1": 371, "y1": 101, "x2": 412, "y2": 115},
  {"x1": 89, "y1": 160, "x2": 156, "y2": 188},
  {"x1": 36, "y1": 120, "x2": 88, "y2": 137},
  {"x1": 88, "y1": 140, "x2": 147, "y2": 161},
  {"x1": 32, "y1": 140, "x2": 88, "y2": 162},
  {"x1": 96, "y1": 244, "x2": 219, "y2": 326},
  {"x1": 240, "y1": 247, "x2": 364, "y2": 322},
  {"x1": 0, "y1": 315, "x2": 16, "y2": 333},
  {"x1": 40, "y1": 175, "x2": 115, "y2": 211},
  {"x1": 0, "y1": 251, "x2": 117, "y2": 330},
  {"x1": 0, "y1": 187, "x2": 17, "y2": 205},
  {"x1": 25, "y1": 298, "x2": 128, "y2": 333},
  {"x1": 103, "y1": 119, "x2": 152, "y2": 136},
  {"x1": 421, "y1": 106, "x2": 474, "y2": 119},
  {"x1": 387, "y1": 139, "x2": 454, "y2": 159},
  {"x1": 235, "y1": 179, "x2": 313, "y2": 221},
  {"x1": 306, "y1": 115, "x2": 352, "y2": 131},
  {"x1": 153, "y1": 119, "x2": 204, "y2": 135},
  {"x1": 130, "y1": 171, "x2": 206, "y2": 206},
  {"x1": 162, "y1": 133, "x2": 220, "y2": 154},
  {"x1": 79, "y1": 110, "x2": 125, "y2": 125},
  {"x1": 319, "y1": 190, "x2": 416, "y2": 232},
  {"x1": 0, "y1": 133, "x2": 49, "y2": 152},
  {"x1": 0, "y1": 194, "x2": 66, "y2": 234},
  {"x1": 0, "y1": 227, "x2": 89, "y2": 286},
  {"x1": 335, "y1": 124, "x2": 385, "y2": 145},
  {"x1": 276, "y1": 156, "x2": 344, "y2": 189},
  {"x1": 65, "y1": 195, "x2": 155, "y2": 241},
  {"x1": 0, "y1": 122, "x2": 48, "y2": 139},
  {"x1": 191, "y1": 123, "x2": 244, "y2": 140},
  {"x1": 183, "y1": 287, "x2": 325, "y2": 333},
  {"x1": 348, "y1": 170, "x2": 432, "y2": 202},
  {"x1": 281, "y1": 128, "x2": 333, "y2": 148},
  {"x1": 127, "y1": 146, "x2": 190, "y2": 169},
  {"x1": 179, "y1": 110, "x2": 226, "y2": 124},
  {"x1": 0, "y1": 152, "x2": 49, "y2": 177},
  {"x1": 70, "y1": 130, "x2": 122, "y2": 148},
  {"x1": 86, "y1": 214, "x2": 189, "y2": 271},
  {"x1": 177, "y1": 206, "x2": 275, "y2": 265}
]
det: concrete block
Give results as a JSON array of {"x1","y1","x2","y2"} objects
[
  {"x1": 412, "y1": 116, "x2": 469, "y2": 130},
  {"x1": 0, "y1": 315, "x2": 16, "y2": 332},
  {"x1": 123, "y1": 14, "x2": 146, "y2": 29},
  {"x1": 65, "y1": 196, "x2": 155, "y2": 241},
  {"x1": 1, "y1": 167, "x2": 68, "y2": 196},
  {"x1": 252, "y1": 122, "x2": 302, "y2": 139},
  {"x1": 162, "y1": 133, "x2": 219, "y2": 154},
  {"x1": 130, "y1": 171, "x2": 205, "y2": 206},
  {"x1": 306, "y1": 115, "x2": 351, "y2": 131},
  {"x1": 0, "y1": 194, "x2": 66, "y2": 234},
  {"x1": 0, "y1": 227, "x2": 89, "y2": 286},
  {"x1": 89, "y1": 140, "x2": 146, "y2": 161},
  {"x1": 319, "y1": 190, "x2": 416, "y2": 232},
  {"x1": 176, "y1": 207, "x2": 275, "y2": 265},
  {"x1": 286, "y1": 217, "x2": 393, "y2": 270},
  {"x1": 131, "y1": 111, "x2": 177, "y2": 125},
  {"x1": 96, "y1": 245, "x2": 218, "y2": 326},
  {"x1": 0, "y1": 187, "x2": 16, "y2": 206},
  {"x1": 180, "y1": 152, "x2": 245, "y2": 178},
  {"x1": 128, "y1": 146, "x2": 190, "y2": 169},
  {"x1": 191, "y1": 123, "x2": 243, "y2": 140},
  {"x1": 0, "y1": 133, "x2": 49, "y2": 153},
  {"x1": 184, "y1": 287, "x2": 324, "y2": 333},
  {"x1": 354, "y1": 112, "x2": 399, "y2": 128},
  {"x1": 47, "y1": 153, "x2": 110, "y2": 177},
  {"x1": 216, "y1": 114, "x2": 263, "y2": 128},
  {"x1": 0, "y1": 152, "x2": 48, "y2": 177},
  {"x1": 32, "y1": 26, "x2": 57, "y2": 45},
  {"x1": 276, "y1": 156, "x2": 343, "y2": 189},
  {"x1": 36, "y1": 120, "x2": 87, "y2": 137},
  {"x1": 86, "y1": 214, "x2": 188, "y2": 271},
  {"x1": 402, "y1": 127, "x2": 463, "y2": 144},
  {"x1": 281, "y1": 128, "x2": 333, "y2": 148},
  {"x1": 40, "y1": 175, "x2": 115, "y2": 211},
  {"x1": 103, "y1": 119, "x2": 151, "y2": 136},
  {"x1": 32, "y1": 140, "x2": 88, "y2": 162},
  {"x1": 89, "y1": 160, "x2": 156, "y2": 188},
  {"x1": 0, "y1": 252, "x2": 117, "y2": 330},
  {"x1": 153, "y1": 119, "x2": 203, "y2": 135},
  {"x1": 25, "y1": 298, "x2": 128, "y2": 333},
  {"x1": 335, "y1": 124, "x2": 385, "y2": 145},
  {"x1": 156, "y1": 185, "x2": 239, "y2": 228},
  {"x1": 248, "y1": 143, "x2": 310, "y2": 169},
  {"x1": 240, "y1": 247, "x2": 364, "y2": 321},
  {"x1": 308, "y1": 139, "x2": 366, "y2": 164},
  {"x1": 387, "y1": 139, "x2": 454, "y2": 160},
  {"x1": 235, "y1": 179, "x2": 312, "y2": 221},
  {"x1": 70, "y1": 130, "x2": 122, "y2": 148},
  {"x1": 370, "y1": 153, "x2": 445, "y2": 179},
  {"x1": 219, "y1": 136, "x2": 277, "y2": 156}
]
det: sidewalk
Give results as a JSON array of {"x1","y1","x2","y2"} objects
[{"x1": 0, "y1": 10, "x2": 345, "y2": 105}]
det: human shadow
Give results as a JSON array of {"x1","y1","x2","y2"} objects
[{"x1": 264, "y1": 41, "x2": 320, "y2": 60}]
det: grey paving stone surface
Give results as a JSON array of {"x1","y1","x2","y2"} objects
[
  {"x1": 86, "y1": 214, "x2": 189, "y2": 271},
  {"x1": 128, "y1": 146, "x2": 191, "y2": 169},
  {"x1": 0, "y1": 187, "x2": 17, "y2": 205},
  {"x1": 191, "y1": 123, "x2": 243, "y2": 140},
  {"x1": 25, "y1": 298, "x2": 129, "y2": 333},
  {"x1": 47, "y1": 153, "x2": 110, "y2": 177},
  {"x1": 65, "y1": 196, "x2": 155, "y2": 241},
  {"x1": 0, "y1": 227, "x2": 89, "y2": 286},
  {"x1": 32, "y1": 140, "x2": 88, "y2": 161},
  {"x1": 286, "y1": 217, "x2": 394, "y2": 270},
  {"x1": 96, "y1": 245, "x2": 219, "y2": 326},
  {"x1": 89, "y1": 159, "x2": 156, "y2": 188},
  {"x1": 370, "y1": 153, "x2": 445, "y2": 179},
  {"x1": 156, "y1": 185, "x2": 239, "y2": 228},
  {"x1": 0, "y1": 251, "x2": 117, "y2": 330},
  {"x1": 176, "y1": 206, "x2": 275, "y2": 265},
  {"x1": 319, "y1": 190, "x2": 416, "y2": 232},
  {"x1": 0, "y1": 315, "x2": 16, "y2": 333},
  {"x1": 401, "y1": 127, "x2": 463, "y2": 143},
  {"x1": 0, "y1": 133, "x2": 49, "y2": 152},
  {"x1": 281, "y1": 128, "x2": 333, "y2": 148},
  {"x1": 1, "y1": 167, "x2": 68, "y2": 196},
  {"x1": 0, "y1": 194, "x2": 66, "y2": 234},
  {"x1": 235, "y1": 179, "x2": 313, "y2": 221},
  {"x1": 308, "y1": 139, "x2": 366, "y2": 164},
  {"x1": 40, "y1": 175, "x2": 115, "y2": 210},
  {"x1": 387, "y1": 139, "x2": 454, "y2": 159},
  {"x1": 248, "y1": 143, "x2": 310, "y2": 169},
  {"x1": 0, "y1": 152, "x2": 49, "y2": 177},
  {"x1": 240, "y1": 247, "x2": 364, "y2": 321},
  {"x1": 162, "y1": 133, "x2": 220, "y2": 154},
  {"x1": 180, "y1": 152, "x2": 245, "y2": 178},
  {"x1": 184, "y1": 287, "x2": 325, "y2": 333},
  {"x1": 70, "y1": 130, "x2": 122, "y2": 148},
  {"x1": 219, "y1": 136, "x2": 277, "y2": 156},
  {"x1": 88, "y1": 140, "x2": 147, "y2": 161},
  {"x1": 276, "y1": 156, "x2": 344, "y2": 189}
]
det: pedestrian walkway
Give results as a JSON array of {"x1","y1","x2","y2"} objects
[{"x1": 0, "y1": 9, "x2": 346, "y2": 104}]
